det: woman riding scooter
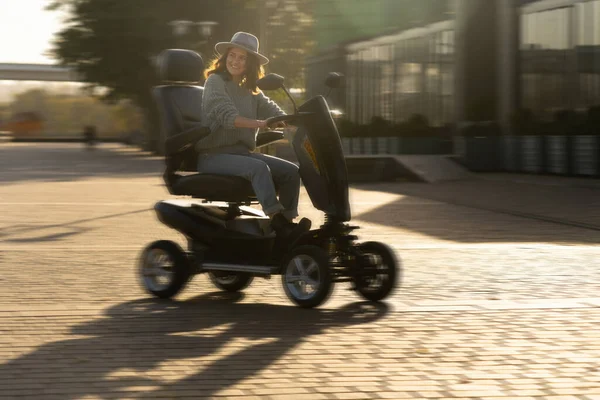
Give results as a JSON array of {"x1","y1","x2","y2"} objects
[{"x1": 197, "y1": 32, "x2": 310, "y2": 239}]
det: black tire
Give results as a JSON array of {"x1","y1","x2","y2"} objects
[
  {"x1": 355, "y1": 241, "x2": 399, "y2": 302},
  {"x1": 281, "y1": 245, "x2": 333, "y2": 308},
  {"x1": 138, "y1": 240, "x2": 192, "y2": 299},
  {"x1": 208, "y1": 271, "x2": 254, "y2": 292}
]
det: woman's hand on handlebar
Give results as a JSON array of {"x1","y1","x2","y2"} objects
[
  {"x1": 269, "y1": 121, "x2": 287, "y2": 129},
  {"x1": 236, "y1": 117, "x2": 290, "y2": 130},
  {"x1": 265, "y1": 114, "x2": 295, "y2": 129},
  {"x1": 256, "y1": 120, "x2": 268, "y2": 129},
  {"x1": 257, "y1": 119, "x2": 286, "y2": 130}
]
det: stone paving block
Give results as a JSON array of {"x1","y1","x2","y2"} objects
[
  {"x1": 480, "y1": 398, "x2": 538, "y2": 400},
  {"x1": 375, "y1": 393, "x2": 415, "y2": 399},
  {"x1": 269, "y1": 395, "x2": 329, "y2": 400},
  {"x1": 332, "y1": 393, "x2": 375, "y2": 400}
]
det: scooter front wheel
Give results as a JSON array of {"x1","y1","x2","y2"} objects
[
  {"x1": 281, "y1": 245, "x2": 333, "y2": 308},
  {"x1": 354, "y1": 241, "x2": 399, "y2": 302},
  {"x1": 138, "y1": 240, "x2": 192, "y2": 299}
]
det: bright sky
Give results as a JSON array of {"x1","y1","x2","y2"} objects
[{"x1": 0, "y1": 0, "x2": 66, "y2": 64}]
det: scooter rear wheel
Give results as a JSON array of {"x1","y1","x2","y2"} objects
[
  {"x1": 209, "y1": 272, "x2": 254, "y2": 292},
  {"x1": 138, "y1": 240, "x2": 192, "y2": 299},
  {"x1": 281, "y1": 245, "x2": 333, "y2": 308},
  {"x1": 354, "y1": 241, "x2": 399, "y2": 302}
]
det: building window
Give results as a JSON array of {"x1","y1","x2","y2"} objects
[
  {"x1": 345, "y1": 21, "x2": 455, "y2": 127},
  {"x1": 575, "y1": 0, "x2": 600, "y2": 109},
  {"x1": 521, "y1": 0, "x2": 600, "y2": 119}
]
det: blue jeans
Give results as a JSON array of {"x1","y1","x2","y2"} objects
[{"x1": 197, "y1": 151, "x2": 300, "y2": 220}]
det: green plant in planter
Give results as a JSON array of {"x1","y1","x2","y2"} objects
[
  {"x1": 369, "y1": 116, "x2": 393, "y2": 138},
  {"x1": 553, "y1": 109, "x2": 582, "y2": 136},
  {"x1": 461, "y1": 121, "x2": 503, "y2": 171},
  {"x1": 586, "y1": 105, "x2": 600, "y2": 135},
  {"x1": 388, "y1": 122, "x2": 407, "y2": 138},
  {"x1": 462, "y1": 121, "x2": 501, "y2": 137},
  {"x1": 404, "y1": 113, "x2": 430, "y2": 137},
  {"x1": 337, "y1": 118, "x2": 358, "y2": 138},
  {"x1": 510, "y1": 108, "x2": 538, "y2": 136}
]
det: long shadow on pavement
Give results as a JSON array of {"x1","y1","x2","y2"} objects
[
  {"x1": 0, "y1": 293, "x2": 388, "y2": 399},
  {"x1": 0, "y1": 209, "x2": 150, "y2": 243}
]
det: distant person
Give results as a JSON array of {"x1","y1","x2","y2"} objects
[{"x1": 83, "y1": 125, "x2": 97, "y2": 150}]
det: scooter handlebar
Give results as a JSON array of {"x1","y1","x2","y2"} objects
[{"x1": 265, "y1": 112, "x2": 314, "y2": 128}]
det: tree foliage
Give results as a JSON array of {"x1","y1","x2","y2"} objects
[
  {"x1": 1, "y1": 88, "x2": 143, "y2": 137},
  {"x1": 262, "y1": 0, "x2": 315, "y2": 88},
  {"x1": 46, "y1": 0, "x2": 315, "y2": 152}
]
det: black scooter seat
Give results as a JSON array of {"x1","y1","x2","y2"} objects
[
  {"x1": 160, "y1": 199, "x2": 268, "y2": 221},
  {"x1": 171, "y1": 173, "x2": 255, "y2": 202}
]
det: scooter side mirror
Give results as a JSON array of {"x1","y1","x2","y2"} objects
[
  {"x1": 325, "y1": 72, "x2": 344, "y2": 89},
  {"x1": 257, "y1": 73, "x2": 298, "y2": 114},
  {"x1": 257, "y1": 73, "x2": 285, "y2": 91}
]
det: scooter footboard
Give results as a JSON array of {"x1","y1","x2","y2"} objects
[
  {"x1": 202, "y1": 237, "x2": 276, "y2": 265},
  {"x1": 155, "y1": 202, "x2": 223, "y2": 244}
]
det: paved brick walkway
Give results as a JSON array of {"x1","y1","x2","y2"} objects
[{"x1": 1, "y1": 143, "x2": 600, "y2": 399}]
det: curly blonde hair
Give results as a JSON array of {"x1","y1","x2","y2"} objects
[{"x1": 205, "y1": 48, "x2": 265, "y2": 94}]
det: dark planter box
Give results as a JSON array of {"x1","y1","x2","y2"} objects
[
  {"x1": 464, "y1": 136, "x2": 503, "y2": 172},
  {"x1": 351, "y1": 137, "x2": 361, "y2": 154},
  {"x1": 341, "y1": 137, "x2": 352, "y2": 155},
  {"x1": 375, "y1": 137, "x2": 393, "y2": 154},
  {"x1": 362, "y1": 137, "x2": 375, "y2": 154},
  {"x1": 545, "y1": 136, "x2": 568, "y2": 175},
  {"x1": 342, "y1": 137, "x2": 362, "y2": 154},
  {"x1": 502, "y1": 136, "x2": 522, "y2": 172},
  {"x1": 458, "y1": 133, "x2": 600, "y2": 177},
  {"x1": 521, "y1": 136, "x2": 542, "y2": 173},
  {"x1": 573, "y1": 135, "x2": 599, "y2": 176}
]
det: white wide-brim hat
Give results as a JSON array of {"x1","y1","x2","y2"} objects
[{"x1": 215, "y1": 31, "x2": 269, "y2": 65}]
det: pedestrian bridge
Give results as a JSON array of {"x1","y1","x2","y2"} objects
[{"x1": 0, "y1": 63, "x2": 81, "y2": 82}]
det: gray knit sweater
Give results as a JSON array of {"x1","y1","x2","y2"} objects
[{"x1": 196, "y1": 73, "x2": 286, "y2": 153}]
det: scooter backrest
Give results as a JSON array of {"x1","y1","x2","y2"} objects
[
  {"x1": 153, "y1": 49, "x2": 205, "y2": 140},
  {"x1": 153, "y1": 49, "x2": 205, "y2": 172}
]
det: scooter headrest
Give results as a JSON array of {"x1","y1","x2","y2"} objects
[{"x1": 157, "y1": 49, "x2": 204, "y2": 84}]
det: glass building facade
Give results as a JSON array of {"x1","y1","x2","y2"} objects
[
  {"x1": 306, "y1": 0, "x2": 600, "y2": 130},
  {"x1": 521, "y1": 0, "x2": 600, "y2": 120},
  {"x1": 345, "y1": 21, "x2": 455, "y2": 127}
]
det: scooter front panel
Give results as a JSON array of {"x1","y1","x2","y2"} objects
[{"x1": 293, "y1": 96, "x2": 351, "y2": 221}]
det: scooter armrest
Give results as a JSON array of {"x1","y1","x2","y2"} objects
[
  {"x1": 165, "y1": 126, "x2": 211, "y2": 155},
  {"x1": 256, "y1": 130, "x2": 285, "y2": 148}
]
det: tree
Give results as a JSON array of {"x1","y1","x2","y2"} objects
[
  {"x1": 264, "y1": 0, "x2": 315, "y2": 89},
  {"x1": 47, "y1": 0, "x2": 227, "y2": 152},
  {"x1": 47, "y1": 0, "x2": 316, "y2": 152},
  {"x1": 4, "y1": 88, "x2": 144, "y2": 137}
]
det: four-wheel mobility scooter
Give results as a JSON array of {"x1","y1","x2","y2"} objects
[{"x1": 138, "y1": 49, "x2": 400, "y2": 308}]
